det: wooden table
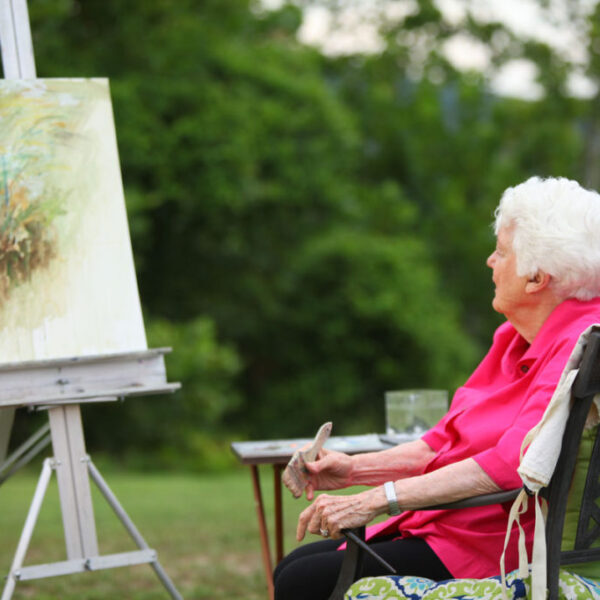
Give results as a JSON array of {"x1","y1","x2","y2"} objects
[{"x1": 231, "y1": 432, "x2": 416, "y2": 599}]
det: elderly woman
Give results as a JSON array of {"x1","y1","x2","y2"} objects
[{"x1": 274, "y1": 176, "x2": 600, "y2": 600}]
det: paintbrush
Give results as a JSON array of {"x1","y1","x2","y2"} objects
[{"x1": 283, "y1": 421, "x2": 332, "y2": 498}]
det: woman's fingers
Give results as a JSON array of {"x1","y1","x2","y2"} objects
[
  {"x1": 297, "y1": 487, "x2": 387, "y2": 541},
  {"x1": 303, "y1": 450, "x2": 354, "y2": 492},
  {"x1": 303, "y1": 452, "x2": 329, "y2": 475},
  {"x1": 296, "y1": 501, "x2": 317, "y2": 541},
  {"x1": 319, "y1": 500, "x2": 349, "y2": 539},
  {"x1": 296, "y1": 494, "x2": 359, "y2": 541},
  {"x1": 296, "y1": 494, "x2": 333, "y2": 541},
  {"x1": 307, "y1": 498, "x2": 328, "y2": 535},
  {"x1": 305, "y1": 481, "x2": 315, "y2": 501}
]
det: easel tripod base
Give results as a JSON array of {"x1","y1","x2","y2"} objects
[{"x1": 1, "y1": 457, "x2": 183, "y2": 600}]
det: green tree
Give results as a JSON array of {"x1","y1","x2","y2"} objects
[{"x1": 317, "y1": 0, "x2": 587, "y2": 344}]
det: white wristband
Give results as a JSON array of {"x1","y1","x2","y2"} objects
[{"x1": 384, "y1": 481, "x2": 401, "y2": 516}]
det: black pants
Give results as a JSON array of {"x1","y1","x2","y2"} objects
[{"x1": 273, "y1": 534, "x2": 452, "y2": 600}]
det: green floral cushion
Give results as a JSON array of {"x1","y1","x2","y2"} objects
[{"x1": 345, "y1": 569, "x2": 600, "y2": 599}]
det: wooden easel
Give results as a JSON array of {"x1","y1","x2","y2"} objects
[{"x1": 0, "y1": 2, "x2": 184, "y2": 598}]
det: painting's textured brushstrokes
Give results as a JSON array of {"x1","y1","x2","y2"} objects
[
  {"x1": 0, "y1": 79, "x2": 146, "y2": 362},
  {"x1": 0, "y1": 86, "x2": 72, "y2": 299}
]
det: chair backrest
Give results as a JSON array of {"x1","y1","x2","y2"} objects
[{"x1": 545, "y1": 328, "x2": 600, "y2": 599}]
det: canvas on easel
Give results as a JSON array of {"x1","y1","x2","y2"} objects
[{"x1": 0, "y1": 78, "x2": 146, "y2": 362}]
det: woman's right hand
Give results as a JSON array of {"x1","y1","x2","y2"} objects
[{"x1": 303, "y1": 448, "x2": 354, "y2": 500}]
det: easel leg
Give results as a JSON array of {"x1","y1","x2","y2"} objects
[
  {"x1": 0, "y1": 423, "x2": 51, "y2": 485},
  {"x1": 0, "y1": 408, "x2": 15, "y2": 465},
  {"x1": 250, "y1": 465, "x2": 274, "y2": 600},
  {"x1": 87, "y1": 460, "x2": 183, "y2": 600},
  {"x1": 1, "y1": 458, "x2": 53, "y2": 600},
  {"x1": 48, "y1": 405, "x2": 98, "y2": 559}
]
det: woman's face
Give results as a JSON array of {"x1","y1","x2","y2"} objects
[{"x1": 486, "y1": 227, "x2": 530, "y2": 319}]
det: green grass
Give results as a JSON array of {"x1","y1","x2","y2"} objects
[{"x1": 0, "y1": 464, "x2": 318, "y2": 599}]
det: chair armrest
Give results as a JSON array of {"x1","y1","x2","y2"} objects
[{"x1": 420, "y1": 488, "x2": 522, "y2": 510}]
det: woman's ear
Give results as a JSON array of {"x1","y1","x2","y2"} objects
[{"x1": 525, "y1": 270, "x2": 552, "y2": 294}]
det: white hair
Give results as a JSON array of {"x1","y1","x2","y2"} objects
[{"x1": 494, "y1": 176, "x2": 600, "y2": 300}]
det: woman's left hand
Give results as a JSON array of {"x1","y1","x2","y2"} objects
[{"x1": 296, "y1": 486, "x2": 388, "y2": 541}]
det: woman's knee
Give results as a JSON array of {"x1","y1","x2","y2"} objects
[
  {"x1": 273, "y1": 541, "x2": 344, "y2": 600},
  {"x1": 274, "y1": 555, "x2": 341, "y2": 600}
]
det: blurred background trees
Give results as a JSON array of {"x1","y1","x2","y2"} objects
[{"x1": 6, "y1": 0, "x2": 600, "y2": 469}]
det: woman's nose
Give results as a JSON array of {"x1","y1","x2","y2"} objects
[{"x1": 486, "y1": 252, "x2": 496, "y2": 268}]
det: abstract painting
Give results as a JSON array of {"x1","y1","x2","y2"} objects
[{"x1": 0, "y1": 78, "x2": 147, "y2": 362}]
